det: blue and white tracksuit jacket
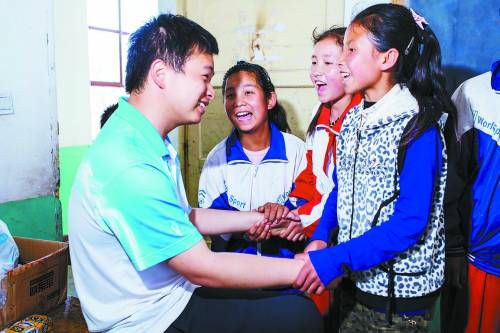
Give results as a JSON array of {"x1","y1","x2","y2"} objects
[
  {"x1": 309, "y1": 85, "x2": 447, "y2": 301},
  {"x1": 452, "y1": 71, "x2": 499, "y2": 276},
  {"x1": 198, "y1": 123, "x2": 306, "y2": 258}
]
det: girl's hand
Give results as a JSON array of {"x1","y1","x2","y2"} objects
[
  {"x1": 276, "y1": 221, "x2": 305, "y2": 242},
  {"x1": 293, "y1": 253, "x2": 325, "y2": 295},
  {"x1": 285, "y1": 209, "x2": 301, "y2": 222},
  {"x1": 257, "y1": 203, "x2": 289, "y2": 225},
  {"x1": 304, "y1": 240, "x2": 328, "y2": 252},
  {"x1": 246, "y1": 221, "x2": 271, "y2": 242}
]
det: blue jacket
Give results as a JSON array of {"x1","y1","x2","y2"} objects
[{"x1": 451, "y1": 71, "x2": 500, "y2": 276}]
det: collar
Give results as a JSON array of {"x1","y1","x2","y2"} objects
[
  {"x1": 491, "y1": 60, "x2": 500, "y2": 91},
  {"x1": 226, "y1": 123, "x2": 288, "y2": 164},
  {"x1": 315, "y1": 93, "x2": 363, "y2": 134},
  {"x1": 358, "y1": 85, "x2": 418, "y2": 129},
  {"x1": 116, "y1": 97, "x2": 170, "y2": 158}
]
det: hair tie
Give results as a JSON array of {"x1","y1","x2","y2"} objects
[{"x1": 410, "y1": 8, "x2": 428, "y2": 30}]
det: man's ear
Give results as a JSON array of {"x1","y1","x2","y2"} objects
[
  {"x1": 150, "y1": 59, "x2": 167, "y2": 89},
  {"x1": 379, "y1": 48, "x2": 399, "y2": 71},
  {"x1": 267, "y1": 91, "x2": 277, "y2": 110}
]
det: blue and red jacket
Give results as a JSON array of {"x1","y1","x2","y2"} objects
[{"x1": 289, "y1": 94, "x2": 362, "y2": 236}]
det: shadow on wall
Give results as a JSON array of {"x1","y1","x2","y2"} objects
[
  {"x1": 280, "y1": 99, "x2": 306, "y2": 140},
  {"x1": 444, "y1": 65, "x2": 480, "y2": 94},
  {"x1": 410, "y1": 0, "x2": 500, "y2": 92}
]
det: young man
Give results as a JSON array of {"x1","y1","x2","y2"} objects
[{"x1": 68, "y1": 14, "x2": 322, "y2": 333}]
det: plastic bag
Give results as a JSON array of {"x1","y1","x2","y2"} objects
[{"x1": 0, "y1": 219, "x2": 19, "y2": 307}]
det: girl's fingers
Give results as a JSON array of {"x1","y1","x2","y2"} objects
[
  {"x1": 293, "y1": 266, "x2": 308, "y2": 288},
  {"x1": 268, "y1": 206, "x2": 278, "y2": 223},
  {"x1": 257, "y1": 224, "x2": 269, "y2": 240},
  {"x1": 314, "y1": 284, "x2": 326, "y2": 295},
  {"x1": 248, "y1": 222, "x2": 259, "y2": 235},
  {"x1": 264, "y1": 206, "x2": 271, "y2": 221},
  {"x1": 266, "y1": 229, "x2": 272, "y2": 240},
  {"x1": 275, "y1": 207, "x2": 285, "y2": 224},
  {"x1": 302, "y1": 272, "x2": 316, "y2": 293}
]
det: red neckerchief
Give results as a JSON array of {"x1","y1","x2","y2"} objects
[{"x1": 319, "y1": 93, "x2": 362, "y2": 170}]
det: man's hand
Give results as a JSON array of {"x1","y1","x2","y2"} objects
[
  {"x1": 304, "y1": 240, "x2": 328, "y2": 252},
  {"x1": 293, "y1": 253, "x2": 325, "y2": 295},
  {"x1": 258, "y1": 203, "x2": 290, "y2": 225}
]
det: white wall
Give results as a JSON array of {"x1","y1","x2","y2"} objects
[
  {"x1": 0, "y1": 0, "x2": 59, "y2": 202},
  {"x1": 85, "y1": 0, "x2": 182, "y2": 152},
  {"x1": 159, "y1": 0, "x2": 177, "y2": 14},
  {"x1": 54, "y1": 0, "x2": 92, "y2": 148}
]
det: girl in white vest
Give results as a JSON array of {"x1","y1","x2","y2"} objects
[{"x1": 295, "y1": 4, "x2": 457, "y2": 331}]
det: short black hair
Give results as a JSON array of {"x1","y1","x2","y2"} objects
[
  {"x1": 312, "y1": 26, "x2": 346, "y2": 46},
  {"x1": 125, "y1": 14, "x2": 219, "y2": 94},
  {"x1": 100, "y1": 103, "x2": 118, "y2": 128}
]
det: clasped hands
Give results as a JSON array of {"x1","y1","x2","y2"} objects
[
  {"x1": 246, "y1": 203, "x2": 305, "y2": 242},
  {"x1": 246, "y1": 204, "x2": 343, "y2": 294},
  {"x1": 293, "y1": 240, "x2": 343, "y2": 295}
]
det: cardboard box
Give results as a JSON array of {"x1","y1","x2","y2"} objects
[{"x1": 0, "y1": 237, "x2": 68, "y2": 329}]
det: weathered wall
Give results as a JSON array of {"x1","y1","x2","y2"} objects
[
  {"x1": 0, "y1": 0, "x2": 61, "y2": 240},
  {"x1": 0, "y1": 0, "x2": 59, "y2": 202}
]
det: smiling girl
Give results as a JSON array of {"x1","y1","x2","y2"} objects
[
  {"x1": 198, "y1": 61, "x2": 306, "y2": 260},
  {"x1": 289, "y1": 27, "x2": 361, "y2": 239},
  {"x1": 299, "y1": 4, "x2": 456, "y2": 331}
]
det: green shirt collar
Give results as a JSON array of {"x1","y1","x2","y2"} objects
[{"x1": 116, "y1": 97, "x2": 170, "y2": 157}]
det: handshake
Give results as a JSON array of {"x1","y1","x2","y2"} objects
[
  {"x1": 246, "y1": 203, "x2": 305, "y2": 242},
  {"x1": 245, "y1": 203, "x2": 342, "y2": 295}
]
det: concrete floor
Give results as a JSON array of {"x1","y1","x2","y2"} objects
[{"x1": 44, "y1": 266, "x2": 89, "y2": 332}]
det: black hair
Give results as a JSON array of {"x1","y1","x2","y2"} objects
[
  {"x1": 312, "y1": 26, "x2": 346, "y2": 45},
  {"x1": 125, "y1": 13, "x2": 219, "y2": 94},
  {"x1": 221, "y1": 61, "x2": 291, "y2": 133},
  {"x1": 352, "y1": 4, "x2": 456, "y2": 145},
  {"x1": 307, "y1": 26, "x2": 347, "y2": 136},
  {"x1": 100, "y1": 103, "x2": 118, "y2": 128}
]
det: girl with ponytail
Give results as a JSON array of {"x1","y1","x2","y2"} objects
[
  {"x1": 198, "y1": 61, "x2": 307, "y2": 263},
  {"x1": 298, "y1": 4, "x2": 455, "y2": 331}
]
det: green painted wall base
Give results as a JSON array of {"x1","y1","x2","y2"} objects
[
  {"x1": 0, "y1": 195, "x2": 62, "y2": 241},
  {"x1": 60, "y1": 145, "x2": 89, "y2": 235}
]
